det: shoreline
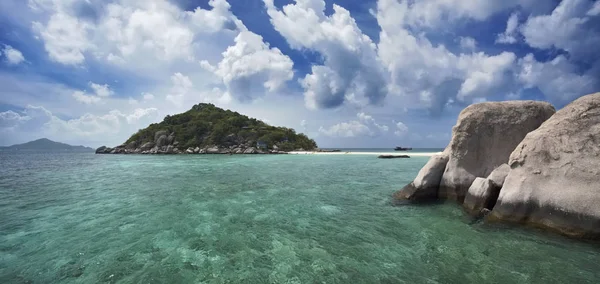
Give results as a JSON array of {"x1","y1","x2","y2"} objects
[{"x1": 288, "y1": 151, "x2": 442, "y2": 157}]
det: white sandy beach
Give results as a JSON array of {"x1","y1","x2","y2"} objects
[{"x1": 288, "y1": 151, "x2": 442, "y2": 157}]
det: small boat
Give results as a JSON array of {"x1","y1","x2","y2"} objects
[{"x1": 394, "y1": 146, "x2": 413, "y2": 151}]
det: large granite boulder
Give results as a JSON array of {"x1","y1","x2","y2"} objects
[
  {"x1": 206, "y1": 146, "x2": 220, "y2": 154},
  {"x1": 490, "y1": 93, "x2": 600, "y2": 238},
  {"x1": 156, "y1": 135, "x2": 168, "y2": 147},
  {"x1": 463, "y1": 177, "x2": 495, "y2": 215},
  {"x1": 439, "y1": 101, "x2": 555, "y2": 202},
  {"x1": 154, "y1": 130, "x2": 168, "y2": 142},
  {"x1": 394, "y1": 101, "x2": 554, "y2": 204},
  {"x1": 140, "y1": 142, "x2": 155, "y2": 151},
  {"x1": 393, "y1": 153, "x2": 449, "y2": 202},
  {"x1": 487, "y1": 163, "x2": 510, "y2": 188}
]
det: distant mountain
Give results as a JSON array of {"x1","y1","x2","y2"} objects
[{"x1": 0, "y1": 138, "x2": 94, "y2": 151}]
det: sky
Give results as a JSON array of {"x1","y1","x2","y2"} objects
[{"x1": 0, "y1": 0, "x2": 599, "y2": 148}]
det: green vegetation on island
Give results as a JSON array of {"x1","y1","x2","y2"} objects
[{"x1": 98, "y1": 103, "x2": 317, "y2": 154}]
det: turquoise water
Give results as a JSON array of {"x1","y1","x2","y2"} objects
[{"x1": 1, "y1": 152, "x2": 599, "y2": 283}]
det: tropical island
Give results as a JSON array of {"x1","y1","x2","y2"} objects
[
  {"x1": 0, "y1": 138, "x2": 94, "y2": 152},
  {"x1": 96, "y1": 103, "x2": 318, "y2": 155}
]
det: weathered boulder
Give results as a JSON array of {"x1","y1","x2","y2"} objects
[
  {"x1": 154, "y1": 130, "x2": 168, "y2": 142},
  {"x1": 233, "y1": 147, "x2": 243, "y2": 154},
  {"x1": 439, "y1": 101, "x2": 555, "y2": 202},
  {"x1": 156, "y1": 135, "x2": 168, "y2": 147},
  {"x1": 95, "y1": 146, "x2": 108, "y2": 154},
  {"x1": 186, "y1": 148, "x2": 194, "y2": 154},
  {"x1": 166, "y1": 134, "x2": 175, "y2": 145},
  {"x1": 194, "y1": 147, "x2": 200, "y2": 153},
  {"x1": 487, "y1": 163, "x2": 510, "y2": 188},
  {"x1": 394, "y1": 153, "x2": 449, "y2": 202},
  {"x1": 243, "y1": 147, "x2": 257, "y2": 154},
  {"x1": 206, "y1": 146, "x2": 220, "y2": 154},
  {"x1": 126, "y1": 141, "x2": 138, "y2": 150},
  {"x1": 490, "y1": 93, "x2": 600, "y2": 238},
  {"x1": 463, "y1": 177, "x2": 496, "y2": 215},
  {"x1": 140, "y1": 142, "x2": 155, "y2": 151}
]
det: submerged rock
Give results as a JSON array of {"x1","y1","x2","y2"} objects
[
  {"x1": 378, "y1": 155, "x2": 410, "y2": 159},
  {"x1": 394, "y1": 153, "x2": 448, "y2": 202},
  {"x1": 463, "y1": 177, "x2": 496, "y2": 215},
  {"x1": 490, "y1": 93, "x2": 600, "y2": 239}
]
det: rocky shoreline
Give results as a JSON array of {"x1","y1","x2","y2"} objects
[
  {"x1": 394, "y1": 92, "x2": 600, "y2": 240},
  {"x1": 95, "y1": 144, "x2": 290, "y2": 155},
  {"x1": 94, "y1": 129, "x2": 327, "y2": 155}
]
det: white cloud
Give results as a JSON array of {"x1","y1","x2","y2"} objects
[
  {"x1": 357, "y1": 112, "x2": 389, "y2": 132},
  {"x1": 459, "y1": 37, "x2": 477, "y2": 50},
  {"x1": 1, "y1": 45, "x2": 26, "y2": 65},
  {"x1": 319, "y1": 121, "x2": 372, "y2": 138},
  {"x1": 588, "y1": 1, "x2": 600, "y2": 16},
  {"x1": 265, "y1": 0, "x2": 387, "y2": 109},
  {"x1": 496, "y1": 12, "x2": 519, "y2": 44},
  {"x1": 89, "y1": 82, "x2": 113, "y2": 97},
  {"x1": 394, "y1": 121, "x2": 409, "y2": 137},
  {"x1": 521, "y1": 0, "x2": 600, "y2": 61},
  {"x1": 166, "y1": 72, "x2": 194, "y2": 107},
  {"x1": 142, "y1": 92, "x2": 154, "y2": 101},
  {"x1": 33, "y1": 12, "x2": 91, "y2": 65},
  {"x1": 201, "y1": 30, "x2": 294, "y2": 102},
  {"x1": 377, "y1": 0, "x2": 519, "y2": 113},
  {"x1": 0, "y1": 104, "x2": 159, "y2": 146},
  {"x1": 380, "y1": 0, "x2": 551, "y2": 28},
  {"x1": 517, "y1": 53, "x2": 598, "y2": 105},
  {"x1": 72, "y1": 91, "x2": 101, "y2": 105}
]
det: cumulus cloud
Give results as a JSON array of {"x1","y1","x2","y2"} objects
[
  {"x1": 72, "y1": 90, "x2": 101, "y2": 105},
  {"x1": 201, "y1": 30, "x2": 294, "y2": 102},
  {"x1": 1, "y1": 45, "x2": 26, "y2": 65},
  {"x1": 496, "y1": 12, "x2": 520, "y2": 44},
  {"x1": 89, "y1": 82, "x2": 113, "y2": 97},
  {"x1": 521, "y1": 0, "x2": 600, "y2": 62},
  {"x1": 319, "y1": 121, "x2": 372, "y2": 138},
  {"x1": 517, "y1": 53, "x2": 598, "y2": 105},
  {"x1": 142, "y1": 92, "x2": 154, "y2": 101},
  {"x1": 0, "y1": 104, "x2": 159, "y2": 146},
  {"x1": 394, "y1": 121, "x2": 409, "y2": 137},
  {"x1": 265, "y1": 0, "x2": 388, "y2": 109},
  {"x1": 459, "y1": 37, "x2": 477, "y2": 50},
  {"x1": 319, "y1": 112, "x2": 389, "y2": 138},
  {"x1": 166, "y1": 72, "x2": 194, "y2": 107},
  {"x1": 377, "y1": 0, "x2": 520, "y2": 113}
]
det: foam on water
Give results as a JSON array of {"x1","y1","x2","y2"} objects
[{"x1": 1, "y1": 152, "x2": 599, "y2": 283}]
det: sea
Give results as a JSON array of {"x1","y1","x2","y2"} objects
[{"x1": 1, "y1": 150, "x2": 599, "y2": 283}]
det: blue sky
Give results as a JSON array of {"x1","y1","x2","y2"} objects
[{"x1": 0, "y1": 0, "x2": 599, "y2": 148}]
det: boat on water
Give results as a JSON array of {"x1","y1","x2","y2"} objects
[{"x1": 394, "y1": 146, "x2": 413, "y2": 151}]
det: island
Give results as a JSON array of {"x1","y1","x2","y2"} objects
[
  {"x1": 96, "y1": 103, "x2": 318, "y2": 155},
  {"x1": 0, "y1": 138, "x2": 94, "y2": 152}
]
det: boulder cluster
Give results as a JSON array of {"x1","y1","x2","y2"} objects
[
  {"x1": 394, "y1": 93, "x2": 600, "y2": 239},
  {"x1": 95, "y1": 130, "x2": 288, "y2": 155}
]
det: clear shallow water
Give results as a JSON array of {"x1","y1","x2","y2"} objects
[{"x1": 1, "y1": 152, "x2": 599, "y2": 284}]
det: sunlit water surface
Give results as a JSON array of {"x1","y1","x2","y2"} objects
[{"x1": 1, "y1": 152, "x2": 599, "y2": 283}]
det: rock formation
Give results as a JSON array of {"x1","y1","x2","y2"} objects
[
  {"x1": 395, "y1": 101, "x2": 555, "y2": 203},
  {"x1": 489, "y1": 93, "x2": 600, "y2": 238},
  {"x1": 439, "y1": 101, "x2": 556, "y2": 202}
]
